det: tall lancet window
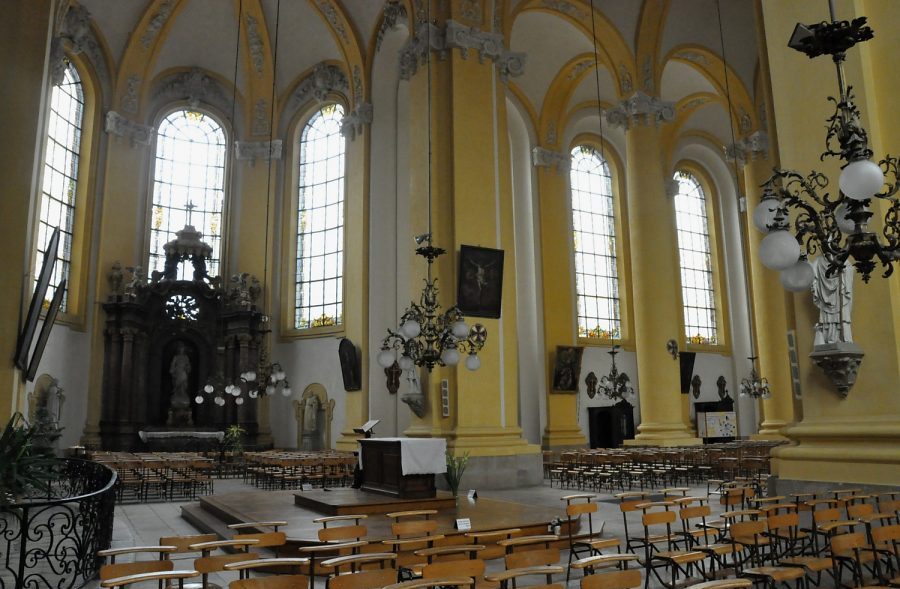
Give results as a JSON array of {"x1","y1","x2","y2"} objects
[
  {"x1": 295, "y1": 103, "x2": 345, "y2": 330},
  {"x1": 36, "y1": 63, "x2": 84, "y2": 311},
  {"x1": 570, "y1": 145, "x2": 621, "y2": 339},
  {"x1": 149, "y1": 109, "x2": 227, "y2": 279},
  {"x1": 673, "y1": 170, "x2": 718, "y2": 345}
]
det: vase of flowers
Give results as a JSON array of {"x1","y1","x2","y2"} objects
[{"x1": 444, "y1": 450, "x2": 470, "y2": 497}]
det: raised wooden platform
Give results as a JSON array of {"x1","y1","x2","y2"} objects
[
  {"x1": 182, "y1": 487, "x2": 575, "y2": 549},
  {"x1": 294, "y1": 488, "x2": 457, "y2": 515}
]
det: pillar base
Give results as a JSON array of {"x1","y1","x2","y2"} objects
[
  {"x1": 541, "y1": 426, "x2": 587, "y2": 449},
  {"x1": 335, "y1": 429, "x2": 363, "y2": 451},
  {"x1": 772, "y1": 417, "x2": 900, "y2": 485},
  {"x1": 623, "y1": 437, "x2": 703, "y2": 447},
  {"x1": 627, "y1": 422, "x2": 702, "y2": 446},
  {"x1": 751, "y1": 432, "x2": 789, "y2": 441},
  {"x1": 756, "y1": 419, "x2": 790, "y2": 438}
]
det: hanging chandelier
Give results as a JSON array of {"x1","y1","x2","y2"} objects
[
  {"x1": 376, "y1": 236, "x2": 487, "y2": 373},
  {"x1": 596, "y1": 345, "x2": 634, "y2": 402},
  {"x1": 738, "y1": 356, "x2": 771, "y2": 399},
  {"x1": 753, "y1": 3, "x2": 899, "y2": 285}
]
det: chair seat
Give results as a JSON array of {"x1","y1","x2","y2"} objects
[
  {"x1": 732, "y1": 535, "x2": 769, "y2": 546},
  {"x1": 654, "y1": 550, "x2": 707, "y2": 564},
  {"x1": 742, "y1": 567, "x2": 806, "y2": 582},
  {"x1": 779, "y1": 556, "x2": 833, "y2": 572},
  {"x1": 576, "y1": 537, "x2": 621, "y2": 550},
  {"x1": 697, "y1": 543, "x2": 741, "y2": 555}
]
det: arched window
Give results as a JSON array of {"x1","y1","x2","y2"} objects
[
  {"x1": 570, "y1": 145, "x2": 620, "y2": 339},
  {"x1": 295, "y1": 104, "x2": 345, "y2": 330},
  {"x1": 149, "y1": 109, "x2": 226, "y2": 279},
  {"x1": 35, "y1": 63, "x2": 83, "y2": 311},
  {"x1": 673, "y1": 170, "x2": 718, "y2": 345}
]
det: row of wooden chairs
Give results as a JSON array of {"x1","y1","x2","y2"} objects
[
  {"x1": 91, "y1": 452, "x2": 215, "y2": 502},
  {"x1": 243, "y1": 451, "x2": 356, "y2": 489}
]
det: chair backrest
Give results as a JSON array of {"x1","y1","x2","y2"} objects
[
  {"x1": 160, "y1": 534, "x2": 218, "y2": 554},
  {"x1": 730, "y1": 520, "x2": 766, "y2": 539},
  {"x1": 814, "y1": 507, "x2": 841, "y2": 525},
  {"x1": 505, "y1": 547, "x2": 558, "y2": 570},
  {"x1": 847, "y1": 503, "x2": 873, "y2": 519},
  {"x1": 581, "y1": 568, "x2": 642, "y2": 589},
  {"x1": 195, "y1": 553, "x2": 255, "y2": 574},
  {"x1": 423, "y1": 559, "x2": 485, "y2": 580},
  {"x1": 100, "y1": 560, "x2": 173, "y2": 581},
  {"x1": 328, "y1": 569, "x2": 399, "y2": 589},
  {"x1": 233, "y1": 532, "x2": 287, "y2": 549},
  {"x1": 679, "y1": 505, "x2": 711, "y2": 521},
  {"x1": 230, "y1": 575, "x2": 309, "y2": 589},
  {"x1": 767, "y1": 512, "x2": 800, "y2": 532},
  {"x1": 642, "y1": 509, "x2": 676, "y2": 528},
  {"x1": 320, "y1": 525, "x2": 367, "y2": 543},
  {"x1": 392, "y1": 520, "x2": 437, "y2": 538},
  {"x1": 830, "y1": 532, "x2": 867, "y2": 557},
  {"x1": 872, "y1": 524, "x2": 900, "y2": 545}
]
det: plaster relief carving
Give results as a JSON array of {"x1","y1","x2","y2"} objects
[
  {"x1": 340, "y1": 103, "x2": 374, "y2": 141},
  {"x1": 253, "y1": 99, "x2": 269, "y2": 136},
  {"x1": 461, "y1": 0, "x2": 482, "y2": 23},
  {"x1": 545, "y1": 122, "x2": 557, "y2": 146},
  {"x1": 677, "y1": 50, "x2": 709, "y2": 65},
  {"x1": 605, "y1": 91, "x2": 674, "y2": 129},
  {"x1": 541, "y1": 0, "x2": 588, "y2": 21},
  {"x1": 641, "y1": 56, "x2": 653, "y2": 92},
  {"x1": 492, "y1": 0, "x2": 503, "y2": 32},
  {"x1": 245, "y1": 14, "x2": 265, "y2": 76},
  {"x1": 619, "y1": 64, "x2": 633, "y2": 94},
  {"x1": 680, "y1": 96, "x2": 709, "y2": 112},
  {"x1": 290, "y1": 63, "x2": 349, "y2": 108},
  {"x1": 141, "y1": 0, "x2": 176, "y2": 50},
  {"x1": 122, "y1": 75, "x2": 140, "y2": 114},
  {"x1": 317, "y1": 0, "x2": 349, "y2": 44},
  {"x1": 399, "y1": 23, "x2": 445, "y2": 80},
  {"x1": 376, "y1": 0, "x2": 408, "y2": 52},
  {"x1": 105, "y1": 111, "x2": 153, "y2": 146},
  {"x1": 154, "y1": 68, "x2": 226, "y2": 110},
  {"x1": 353, "y1": 66, "x2": 363, "y2": 103},
  {"x1": 568, "y1": 59, "x2": 592, "y2": 80},
  {"x1": 532, "y1": 147, "x2": 570, "y2": 172},
  {"x1": 234, "y1": 140, "x2": 283, "y2": 164},
  {"x1": 724, "y1": 131, "x2": 768, "y2": 164}
]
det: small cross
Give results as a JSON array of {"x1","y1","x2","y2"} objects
[{"x1": 185, "y1": 201, "x2": 196, "y2": 226}]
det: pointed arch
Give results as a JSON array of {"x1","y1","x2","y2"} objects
[{"x1": 308, "y1": 0, "x2": 367, "y2": 107}]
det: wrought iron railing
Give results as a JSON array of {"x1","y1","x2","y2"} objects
[{"x1": 0, "y1": 459, "x2": 117, "y2": 589}]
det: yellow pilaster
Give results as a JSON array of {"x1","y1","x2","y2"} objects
[
  {"x1": 742, "y1": 156, "x2": 795, "y2": 440},
  {"x1": 403, "y1": 11, "x2": 537, "y2": 462},
  {"x1": 762, "y1": 0, "x2": 900, "y2": 485},
  {"x1": 536, "y1": 157, "x2": 587, "y2": 449},
  {"x1": 0, "y1": 0, "x2": 52, "y2": 420},
  {"x1": 622, "y1": 122, "x2": 700, "y2": 447},
  {"x1": 335, "y1": 115, "x2": 371, "y2": 451}
]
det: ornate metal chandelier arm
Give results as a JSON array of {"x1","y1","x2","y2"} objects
[
  {"x1": 876, "y1": 156, "x2": 900, "y2": 200},
  {"x1": 883, "y1": 201, "x2": 900, "y2": 250}
]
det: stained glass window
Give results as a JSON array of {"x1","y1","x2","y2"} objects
[
  {"x1": 295, "y1": 104, "x2": 345, "y2": 330},
  {"x1": 149, "y1": 110, "x2": 226, "y2": 279},
  {"x1": 674, "y1": 171, "x2": 718, "y2": 345},
  {"x1": 35, "y1": 63, "x2": 83, "y2": 311},
  {"x1": 570, "y1": 145, "x2": 620, "y2": 339}
]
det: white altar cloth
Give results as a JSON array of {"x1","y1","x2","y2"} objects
[
  {"x1": 139, "y1": 430, "x2": 224, "y2": 442},
  {"x1": 359, "y1": 437, "x2": 447, "y2": 475}
]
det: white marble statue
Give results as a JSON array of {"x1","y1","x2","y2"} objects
[
  {"x1": 169, "y1": 343, "x2": 192, "y2": 409},
  {"x1": 303, "y1": 394, "x2": 320, "y2": 432},
  {"x1": 811, "y1": 256, "x2": 854, "y2": 346}
]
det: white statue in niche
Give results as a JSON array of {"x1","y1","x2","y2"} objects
[
  {"x1": 303, "y1": 394, "x2": 320, "y2": 433},
  {"x1": 811, "y1": 256, "x2": 854, "y2": 346}
]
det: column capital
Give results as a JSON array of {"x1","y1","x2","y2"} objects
[
  {"x1": 376, "y1": 0, "x2": 408, "y2": 52},
  {"x1": 398, "y1": 20, "x2": 526, "y2": 81},
  {"x1": 340, "y1": 103, "x2": 374, "y2": 141},
  {"x1": 532, "y1": 146, "x2": 570, "y2": 173},
  {"x1": 234, "y1": 140, "x2": 283, "y2": 164},
  {"x1": 725, "y1": 130, "x2": 770, "y2": 165},
  {"x1": 105, "y1": 111, "x2": 152, "y2": 146},
  {"x1": 606, "y1": 91, "x2": 675, "y2": 129}
]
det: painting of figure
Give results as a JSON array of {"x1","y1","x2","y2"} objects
[{"x1": 457, "y1": 245, "x2": 504, "y2": 318}]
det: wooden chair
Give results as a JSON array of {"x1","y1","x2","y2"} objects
[
  {"x1": 831, "y1": 532, "x2": 877, "y2": 588},
  {"x1": 327, "y1": 568, "x2": 399, "y2": 589},
  {"x1": 562, "y1": 494, "x2": 621, "y2": 582},
  {"x1": 229, "y1": 522, "x2": 288, "y2": 558},
  {"x1": 465, "y1": 529, "x2": 521, "y2": 562},
  {"x1": 678, "y1": 505, "x2": 741, "y2": 577},
  {"x1": 729, "y1": 520, "x2": 805, "y2": 589},
  {"x1": 382, "y1": 510, "x2": 444, "y2": 579},
  {"x1": 422, "y1": 555, "x2": 494, "y2": 589},
  {"x1": 640, "y1": 510, "x2": 706, "y2": 589},
  {"x1": 101, "y1": 570, "x2": 200, "y2": 589},
  {"x1": 616, "y1": 493, "x2": 653, "y2": 553},
  {"x1": 570, "y1": 554, "x2": 638, "y2": 576},
  {"x1": 870, "y1": 523, "x2": 900, "y2": 586},
  {"x1": 320, "y1": 552, "x2": 398, "y2": 576},
  {"x1": 321, "y1": 552, "x2": 398, "y2": 589},
  {"x1": 160, "y1": 534, "x2": 218, "y2": 583},
  {"x1": 298, "y1": 515, "x2": 369, "y2": 586},
  {"x1": 685, "y1": 580, "x2": 751, "y2": 589},
  {"x1": 189, "y1": 539, "x2": 259, "y2": 589},
  {"x1": 99, "y1": 545, "x2": 179, "y2": 589}
]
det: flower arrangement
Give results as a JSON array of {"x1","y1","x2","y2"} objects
[{"x1": 444, "y1": 450, "x2": 470, "y2": 496}]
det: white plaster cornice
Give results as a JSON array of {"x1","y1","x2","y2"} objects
[
  {"x1": 104, "y1": 111, "x2": 152, "y2": 146},
  {"x1": 532, "y1": 146, "x2": 570, "y2": 172},
  {"x1": 340, "y1": 103, "x2": 374, "y2": 141},
  {"x1": 234, "y1": 140, "x2": 283, "y2": 164},
  {"x1": 605, "y1": 91, "x2": 675, "y2": 129}
]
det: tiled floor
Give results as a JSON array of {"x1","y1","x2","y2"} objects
[{"x1": 92, "y1": 478, "x2": 729, "y2": 589}]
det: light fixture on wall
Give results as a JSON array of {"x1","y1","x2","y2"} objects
[
  {"x1": 753, "y1": 1, "x2": 899, "y2": 284},
  {"x1": 738, "y1": 356, "x2": 771, "y2": 399},
  {"x1": 596, "y1": 345, "x2": 635, "y2": 402},
  {"x1": 376, "y1": 5, "x2": 487, "y2": 374}
]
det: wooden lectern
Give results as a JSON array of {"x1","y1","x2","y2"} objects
[{"x1": 358, "y1": 438, "x2": 445, "y2": 499}]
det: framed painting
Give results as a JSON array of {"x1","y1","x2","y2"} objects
[
  {"x1": 551, "y1": 345, "x2": 584, "y2": 392},
  {"x1": 457, "y1": 245, "x2": 504, "y2": 319},
  {"x1": 15, "y1": 228, "x2": 60, "y2": 372}
]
